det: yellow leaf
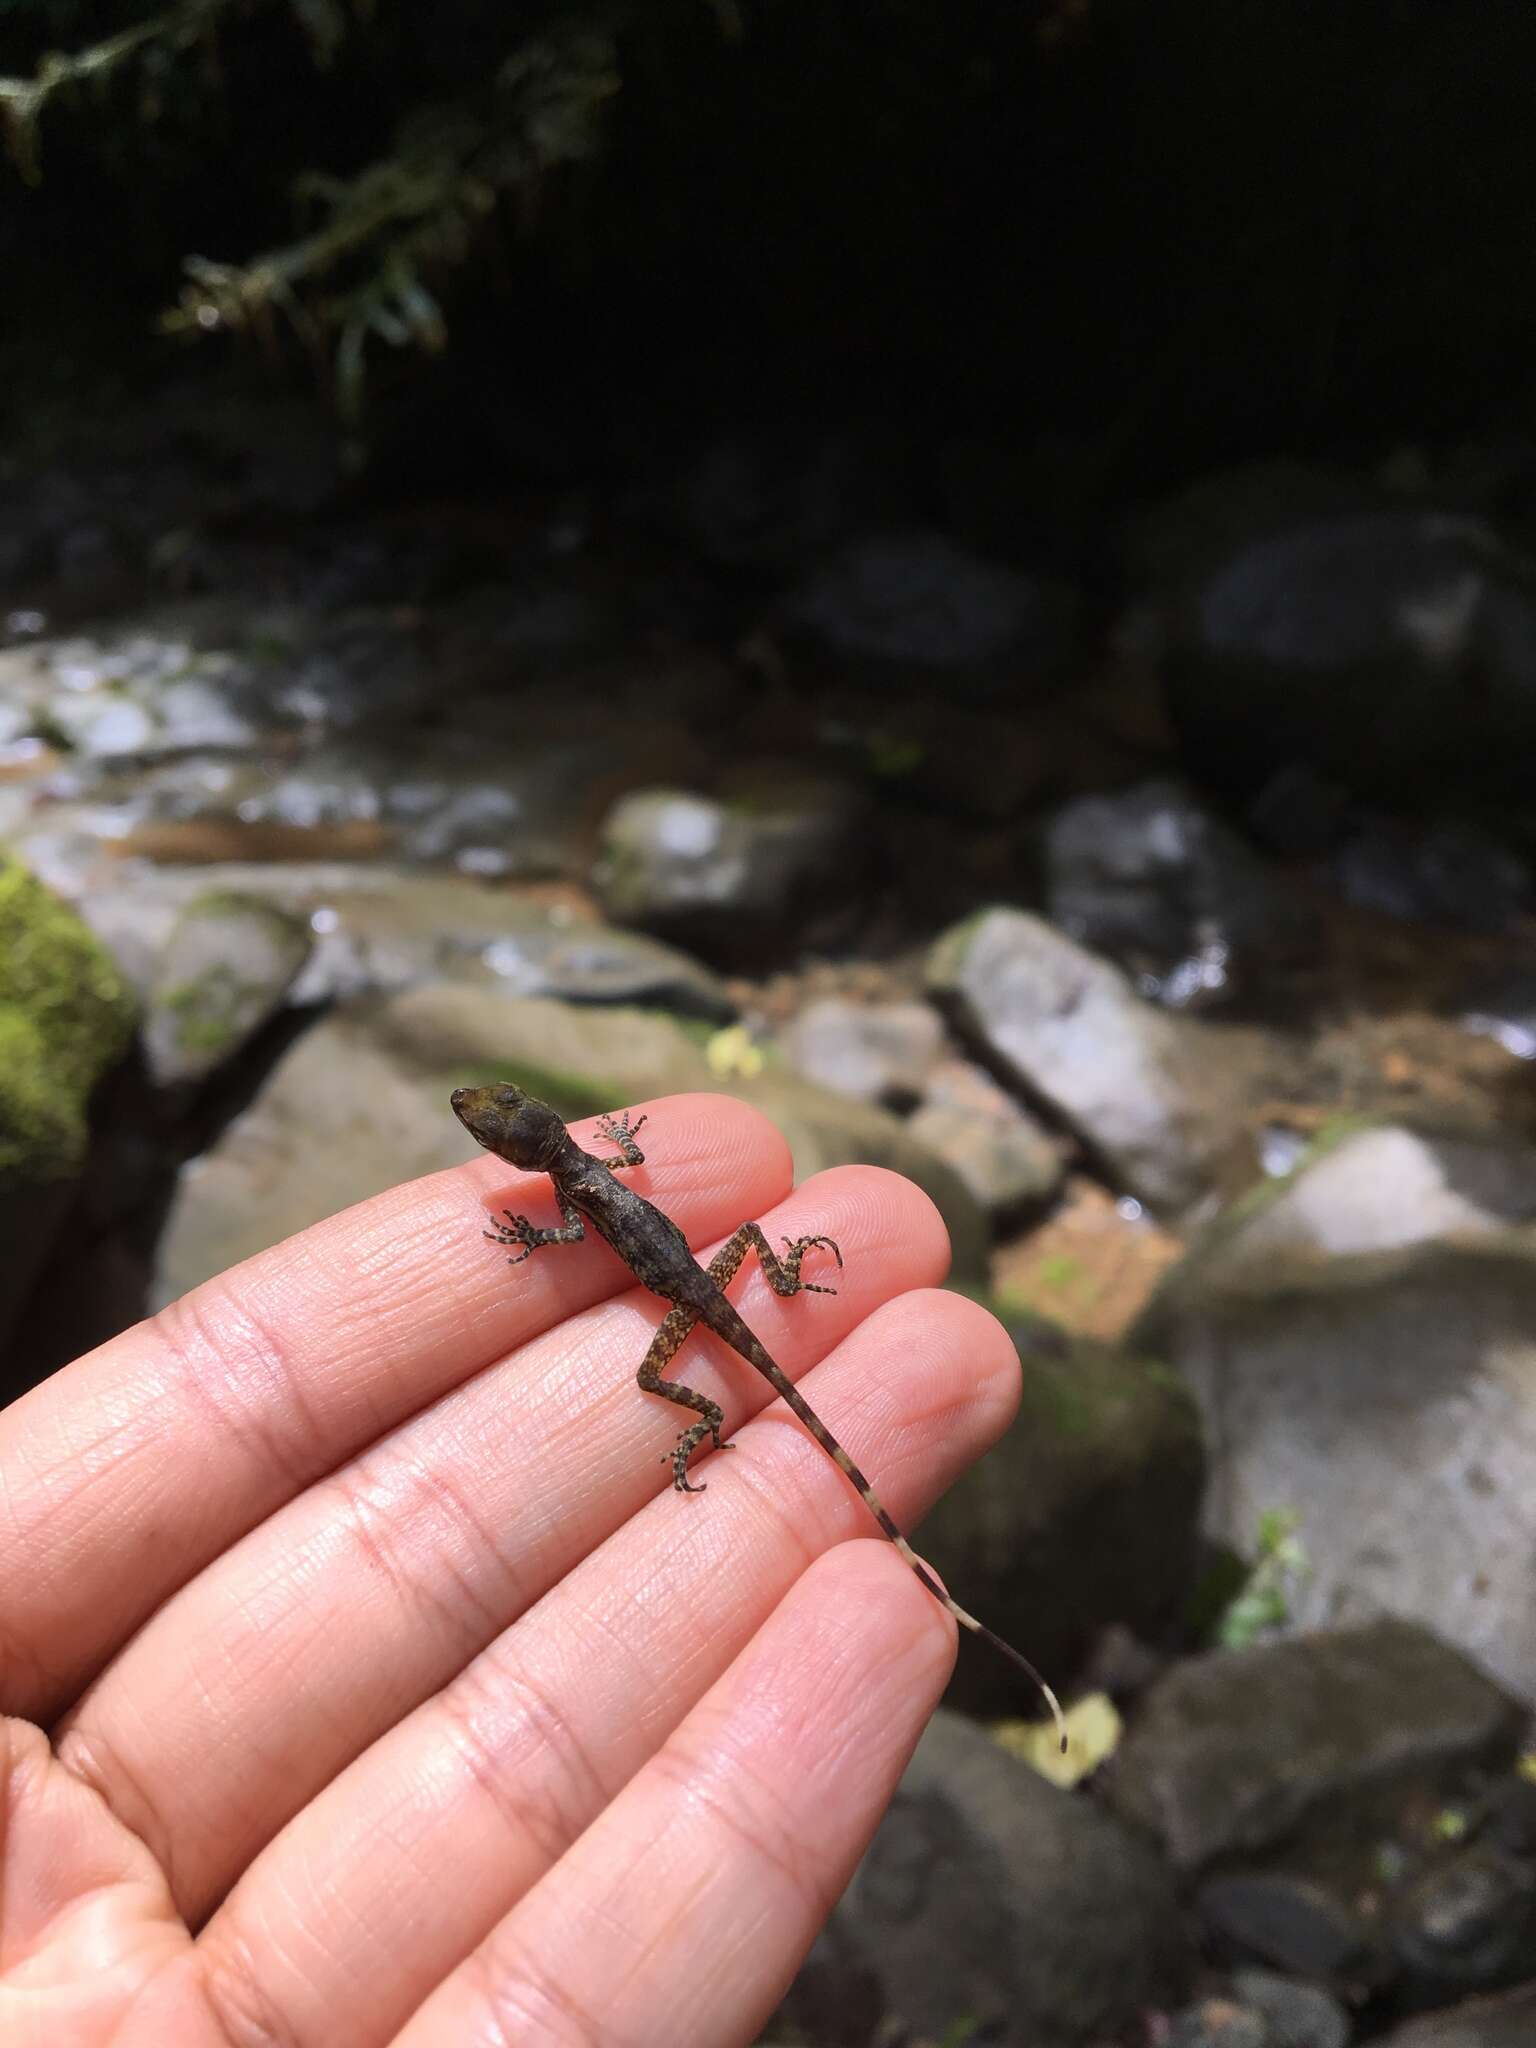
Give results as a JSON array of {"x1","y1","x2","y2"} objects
[
  {"x1": 992, "y1": 1691, "x2": 1122, "y2": 1787},
  {"x1": 705, "y1": 1024, "x2": 764, "y2": 1080}
]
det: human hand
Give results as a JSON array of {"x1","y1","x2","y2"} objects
[{"x1": 1, "y1": 1094, "x2": 1021, "y2": 2047}]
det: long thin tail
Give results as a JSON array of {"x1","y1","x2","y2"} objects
[{"x1": 718, "y1": 1305, "x2": 1067, "y2": 1752}]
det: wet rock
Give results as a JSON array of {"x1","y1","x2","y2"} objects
[
  {"x1": 142, "y1": 891, "x2": 313, "y2": 1088},
  {"x1": 770, "y1": 1917, "x2": 885, "y2": 2048},
  {"x1": 1230, "y1": 1968, "x2": 1353, "y2": 2048},
  {"x1": 1197, "y1": 1870, "x2": 1381, "y2": 1980},
  {"x1": 1167, "y1": 1972, "x2": 1353, "y2": 2048},
  {"x1": 5, "y1": 623, "x2": 267, "y2": 760},
  {"x1": 47, "y1": 691, "x2": 157, "y2": 758},
  {"x1": 1459, "y1": 969, "x2": 1536, "y2": 1064},
  {"x1": 1105, "y1": 1621, "x2": 1525, "y2": 1875},
  {"x1": 926, "y1": 906, "x2": 1252, "y2": 1212},
  {"x1": 1388, "y1": 1846, "x2": 1536, "y2": 2007},
  {"x1": 782, "y1": 527, "x2": 1078, "y2": 700},
  {"x1": 1167, "y1": 1125, "x2": 1536, "y2": 1274},
  {"x1": 272, "y1": 615, "x2": 440, "y2": 731},
  {"x1": 907, "y1": 1059, "x2": 1065, "y2": 1219},
  {"x1": 0, "y1": 851, "x2": 136, "y2": 1362},
  {"x1": 1376, "y1": 1980, "x2": 1536, "y2": 2046},
  {"x1": 80, "y1": 865, "x2": 735, "y2": 1022},
  {"x1": 781, "y1": 996, "x2": 944, "y2": 1107},
  {"x1": 1167, "y1": 2000, "x2": 1268, "y2": 2048},
  {"x1": 141, "y1": 720, "x2": 677, "y2": 882},
  {"x1": 831, "y1": 1708, "x2": 1189, "y2": 2048},
  {"x1": 1334, "y1": 819, "x2": 1531, "y2": 933},
  {"x1": 1042, "y1": 779, "x2": 1300, "y2": 1007},
  {"x1": 916, "y1": 1315, "x2": 1205, "y2": 1713},
  {"x1": 592, "y1": 773, "x2": 872, "y2": 969},
  {"x1": 155, "y1": 986, "x2": 989, "y2": 1303},
  {"x1": 1137, "y1": 1225, "x2": 1536, "y2": 1699},
  {"x1": 1159, "y1": 502, "x2": 1536, "y2": 810}
]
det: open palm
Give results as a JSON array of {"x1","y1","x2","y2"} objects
[{"x1": 1, "y1": 1093, "x2": 1021, "y2": 2048}]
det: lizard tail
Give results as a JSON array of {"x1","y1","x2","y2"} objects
[{"x1": 726, "y1": 1314, "x2": 1067, "y2": 1752}]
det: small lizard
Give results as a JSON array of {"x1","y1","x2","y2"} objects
[{"x1": 452, "y1": 1083, "x2": 1064, "y2": 1744}]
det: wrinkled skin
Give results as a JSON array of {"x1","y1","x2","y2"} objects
[{"x1": 1, "y1": 1092, "x2": 1021, "y2": 2048}]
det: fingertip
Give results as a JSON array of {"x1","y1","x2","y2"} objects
[
  {"x1": 778, "y1": 1163, "x2": 955, "y2": 1293},
  {"x1": 589, "y1": 1091, "x2": 797, "y2": 1206},
  {"x1": 918, "y1": 1285, "x2": 1025, "y2": 1431},
  {"x1": 806, "y1": 1537, "x2": 960, "y2": 1676}
]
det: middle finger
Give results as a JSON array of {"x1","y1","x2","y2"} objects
[{"x1": 56, "y1": 1165, "x2": 948, "y2": 1921}]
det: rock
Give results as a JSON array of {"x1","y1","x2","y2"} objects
[
  {"x1": 154, "y1": 986, "x2": 990, "y2": 1303},
  {"x1": 1137, "y1": 1223, "x2": 1536, "y2": 1699},
  {"x1": 251, "y1": 718, "x2": 700, "y2": 881},
  {"x1": 1334, "y1": 819, "x2": 1531, "y2": 933},
  {"x1": 1157, "y1": 501, "x2": 1536, "y2": 810},
  {"x1": 1105, "y1": 1620, "x2": 1525, "y2": 1875},
  {"x1": 12, "y1": 620, "x2": 267, "y2": 760},
  {"x1": 1388, "y1": 1846, "x2": 1536, "y2": 2008},
  {"x1": 1165, "y1": 1999, "x2": 1269, "y2": 2048},
  {"x1": 782, "y1": 527, "x2": 1077, "y2": 701},
  {"x1": 1042, "y1": 779, "x2": 1300, "y2": 1007},
  {"x1": 142, "y1": 891, "x2": 313, "y2": 1087},
  {"x1": 926, "y1": 906, "x2": 1252, "y2": 1212},
  {"x1": 1168, "y1": 1972, "x2": 1353, "y2": 2048},
  {"x1": 80, "y1": 866, "x2": 735, "y2": 1022},
  {"x1": 1376, "y1": 1981, "x2": 1536, "y2": 2046},
  {"x1": 591, "y1": 773, "x2": 872, "y2": 969},
  {"x1": 769, "y1": 1917, "x2": 885, "y2": 2048},
  {"x1": 1197, "y1": 1869, "x2": 1381, "y2": 1980},
  {"x1": 781, "y1": 997, "x2": 945, "y2": 1107},
  {"x1": 915, "y1": 1314, "x2": 1205, "y2": 1713},
  {"x1": 1168, "y1": 1125, "x2": 1536, "y2": 1274},
  {"x1": 831, "y1": 1708, "x2": 1189, "y2": 2047},
  {"x1": 0, "y1": 850, "x2": 136, "y2": 1364},
  {"x1": 907, "y1": 1059, "x2": 1066, "y2": 1219},
  {"x1": 1230, "y1": 1969, "x2": 1353, "y2": 2048},
  {"x1": 47, "y1": 690, "x2": 157, "y2": 758},
  {"x1": 1459, "y1": 969, "x2": 1536, "y2": 1065}
]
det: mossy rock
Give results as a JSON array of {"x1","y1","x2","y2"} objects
[
  {"x1": 0, "y1": 849, "x2": 136, "y2": 1187},
  {"x1": 918, "y1": 1303, "x2": 1206, "y2": 1712}
]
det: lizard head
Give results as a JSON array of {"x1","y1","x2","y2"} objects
[{"x1": 451, "y1": 1084, "x2": 568, "y2": 1170}]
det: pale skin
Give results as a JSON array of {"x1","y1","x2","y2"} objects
[{"x1": 0, "y1": 1092, "x2": 1025, "y2": 2048}]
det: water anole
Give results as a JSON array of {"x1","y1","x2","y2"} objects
[{"x1": 452, "y1": 1083, "x2": 1064, "y2": 1743}]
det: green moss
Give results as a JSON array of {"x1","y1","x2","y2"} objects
[
  {"x1": 0, "y1": 850, "x2": 136, "y2": 1184},
  {"x1": 925, "y1": 903, "x2": 1013, "y2": 987},
  {"x1": 162, "y1": 977, "x2": 246, "y2": 1056}
]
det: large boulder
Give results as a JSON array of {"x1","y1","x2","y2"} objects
[
  {"x1": 818, "y1": 1708, "x2": 1190, "y2": 2047},
  {"x1": 927, "y1": 906, "x2": 1257, "y2": 1213},
  {"x1": 1138, "y1": 1129, "x2": 1536, "y2": 1699},
  {"x1": 918, "y1": 1312, "x2": 1205, "y2": 1711}
]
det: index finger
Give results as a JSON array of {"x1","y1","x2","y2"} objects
[{"x1": 0, "y1": 1094, "x2": 795, "y2": 1724}]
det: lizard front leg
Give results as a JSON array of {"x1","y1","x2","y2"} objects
[
  {"x1": 484, "y1": 1191, "x2": 586, "y2": 1264},
  {"x1": 595, "y1": 1109, "x2": 647, "y2": 1170}
]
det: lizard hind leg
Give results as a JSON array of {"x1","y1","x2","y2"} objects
[
  {"x1": 636, "y1": 1303, "x2": 730, "y2": 1492},
  {"x1": 708, "y1": 1221, "x2": 843, "y2": 1298}
]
